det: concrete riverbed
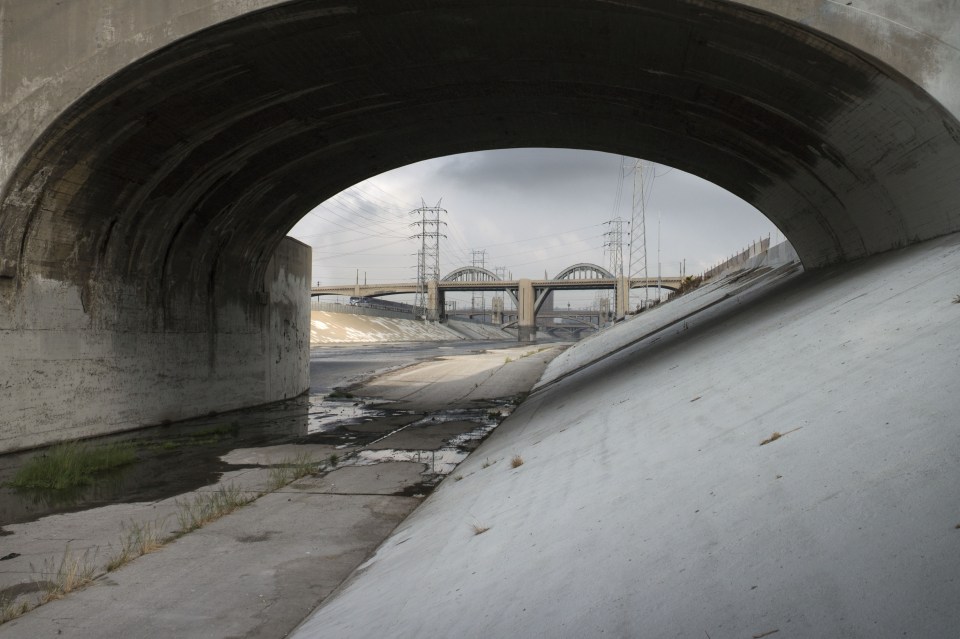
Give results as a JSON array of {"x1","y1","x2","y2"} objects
[{"x1": 0, "y1": 341, "x2": 563, "y2": 638}]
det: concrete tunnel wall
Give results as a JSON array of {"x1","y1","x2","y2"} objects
[
  {"x1": 2, "y1": 0, "x2": 960, "y2": 450},
  {"x1": 0, "y1": 236, "x2": 310, "y2": 453}
]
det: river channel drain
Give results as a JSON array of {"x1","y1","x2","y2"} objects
[{"x1": 0, "y1": 391, "x2": 515, "y2": 532}]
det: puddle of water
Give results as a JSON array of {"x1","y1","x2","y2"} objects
[
  {"x1": 355, "y1": 448, "x2": 466, "y2": 476},
  {"x1": 0, "y1": 397, "x2": 511, "y2": 528},
  {"x1": 305, "y1": 397, "x2": 390, "y2": 434},
  {"x1": 352, "y1": 417, "x2": 500, "y2": 480},
  {"x1": 0, "y1": 394, "x2": 405, "y2": 527}
]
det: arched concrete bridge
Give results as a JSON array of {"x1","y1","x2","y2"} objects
[
  {"x1": 311, "y1": 263, "x2": 683, "y2": 336},
  {"x1": 2, "y1": 0, "x2": 960, "y2": 452}
]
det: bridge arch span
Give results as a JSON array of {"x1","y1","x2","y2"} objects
[
  {"x1": 631, "y1": 282, "x2": 681, "y2": 294},
  {"x1": 2, "y1": 1, "x2": 960, "y2": 450},
  {"x1": 442, "y1": 267, "x2": 503, "y2": 283},
  {"x1": 553, "y1": 264, "x2": 615, "y2": 280}
]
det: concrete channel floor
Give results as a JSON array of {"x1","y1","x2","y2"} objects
[{"x1": 0, "y1": 344, "x2": 563, "y2": 638}]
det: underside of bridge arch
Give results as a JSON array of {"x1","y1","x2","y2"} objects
[
  {"x1": 4, "y1": 0, "x2": 960, "y2": 313},
  {"x1": 2, "y1": 0, "x2": 960, "y2": 449}
]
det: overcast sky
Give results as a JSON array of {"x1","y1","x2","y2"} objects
[{"x1": 288, "y1": 148, "x2": 780, "y2": 307}]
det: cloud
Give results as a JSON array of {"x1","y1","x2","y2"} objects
[{"x1": 434, "y1": 148, "x2": 620, "y2": 194}]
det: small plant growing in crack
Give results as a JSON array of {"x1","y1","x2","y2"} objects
[
  {"x1": 953, "y1": 294, "x2": 960, "y2": 304},
  {"x1": 471, "y1": 522, "x2": 491, "y2": 535},
  {"x1": 175, "y1": 484, "x2": 255, "y2": 534},
  {"x1": 106, "y1": 517, "x2": 169, "y2": 572},
  {"x1": 34, "y1": 545, "x2": 98, "y2": 604},
  {"x1": 481, "y1": 458, "x2": 494, "y2": 469},
  {"x1": 267, "y1": 452, "x2": 317, "y2": 491},
  {"x1": 453, "y1": 474, "x2": 463, "y2": 481},
  {"x1": 0, "y1": 597, "x2": 30, "y2": 624},
  {"x1": 510, "y1": 454, "x2": 524, "y2": 468}
]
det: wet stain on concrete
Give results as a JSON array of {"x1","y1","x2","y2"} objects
[
  {"x1": 236, "y1": 532, "x2": 274, "y2": 543},
  {"x1": 0, "y1": 581, "x2": 45, "y2": 600}
]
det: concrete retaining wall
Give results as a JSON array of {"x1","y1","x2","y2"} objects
[{"x1": 0, "y1": 237, "x2": 310, "y2": 454}]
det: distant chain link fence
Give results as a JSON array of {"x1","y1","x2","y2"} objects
[{"x1": 702, "y1": 236, "x2": 771, "y2": 280}]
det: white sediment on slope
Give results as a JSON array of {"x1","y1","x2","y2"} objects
[
  {"x1": 294, "y1": 233, "x2": 960, "y2": 638},
  {"x1": 310, "y1": 312, "x2": 511, "y2": 344}
]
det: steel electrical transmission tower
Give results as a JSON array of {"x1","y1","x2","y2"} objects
[
  {"x1": 627, "y1": 160, "x2": 650, "y2": 311},
  {"x1": 604, "y1": 217, "x2": 625, "y2": 318},
  {"x1": 471, "y1": 249, "x2": 487, "y2": 317},
  {"x1": 410, "y1": 200, "x2": 446, "y2": 319},
  {"x1": 603, "y1": 217, "x2": 625, "y2": 277}
]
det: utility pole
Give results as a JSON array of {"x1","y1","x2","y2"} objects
[
  {"x1": 657, "y1": 210, "x2": 662, "y2": 303},
  {"x1": 410, "y1": 199, "x2": 446, "y2": 320}
]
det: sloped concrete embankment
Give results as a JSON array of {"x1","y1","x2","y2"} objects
[
  {"x1": 310, "y1": 312, "x2": 512, "y2": 345},
  {"x1": 293, "y1": 233, "x2": 960, "y2": 638}
]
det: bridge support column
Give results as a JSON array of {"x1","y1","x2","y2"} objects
[
  {"x1": 518, "y1": 278, "x2": 537, "y2": 342},
  {"x1": 436, "y1": 289, "x2": 446, "y2": 322},
  {"x1": 427, "y1": 280, "x2": 441, "y2": 321},
  {"x1": 615, "y1": 276, "x2": 630, "y2": 320}
]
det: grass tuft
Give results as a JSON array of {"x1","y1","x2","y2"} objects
[
  {"x1": 175, "y1": 484, "x2": 255, "y2": 534},
  {"x1": 327, "y1": 389, "x2": 354, "y2": 399},
  {"x1": 0, "y1": 597, "x2": 30, "y2": 624},
  {"x1": 471, "y1": 523, "x2": 490, "y2": 535},
  {"x1": 191, "y1": 422, "x2": 240, "y2": 440},
  {"x1": 328, "y1": 453, "x2": 340, "y2": 468},
  {"x1": 8, "y1": 441, "x2": 136, "y2": 490},
  {"x1": 106, "y1": 518, "x2": 169, "y2": 572},
  {"x1": 510, "y1": 454, "x2": 524, "y2": 468},
  {"x1": 267, "y1": 452, "x2": 317, "y2": 491},
  {"x1": 34, "y1": 546, "x2": 98, "y2": 604},
  {"x1": 953, "y1": 294, "x2": 960, "y2": 304},
  {"x1": 481, "y1": 458, "x2": 494, "y2": 469}
]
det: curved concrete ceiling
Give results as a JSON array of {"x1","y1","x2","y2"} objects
[{"x1": 3, "y1": 0, "x2": 960, "y2": 317}]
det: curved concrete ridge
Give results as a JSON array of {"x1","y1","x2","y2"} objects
[
  {"x1": 291, "y1": 233, "x2": 960, "y2": 638},
  {"x1": 537, "y1": 249, "x2": 802, "y2": 389}
]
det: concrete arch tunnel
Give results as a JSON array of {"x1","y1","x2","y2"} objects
[{"x1": 2, "y1": 0, "x2": 960, "y2": 451}]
